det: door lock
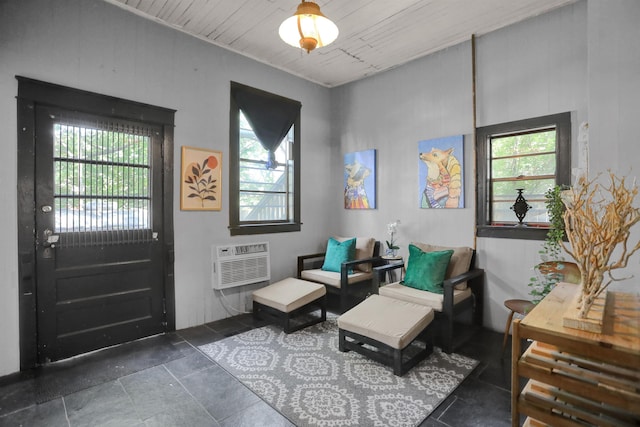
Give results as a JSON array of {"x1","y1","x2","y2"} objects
[{"x1": 42, "y1": 229, "x2": 59, "y2": 248}]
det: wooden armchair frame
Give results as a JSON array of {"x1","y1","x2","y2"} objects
[
  {"x1": 373, "y1": 252, "x2": 484, "y2": 353},
  {"x1": 297, "y1": 241, "x2": 383, "y2": 312}
]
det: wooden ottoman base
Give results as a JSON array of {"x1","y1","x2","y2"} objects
[
  {"x1": 338, "y1": 294, "x2": 434, "y2": 376},
  {"x1": 252, "y1": 278, "x2": 327, "y2": 333}
]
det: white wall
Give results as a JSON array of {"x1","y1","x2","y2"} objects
[
  {"x1": 334, "y1": 0, "x2": 640, "y2": 333},
  {"x1": 0, "y1": 0, "x2": 333, "y2": 376}
]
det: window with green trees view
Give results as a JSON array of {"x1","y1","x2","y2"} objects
[
  {"x1": 476, "y1": 113, "x2": 571, "y2": 240},
  {"x1": 54, "y1": 122, "x2": 151, "y2": 234},
  {"x1": 238, "y1": 111, "x2": 293, "y2": 222},
  {"x1": 490, "y1": 129, "x2": 557, "y2": 223},
  {"x1": 229, "y1": 82, "x2": 301, "y2": 235}
]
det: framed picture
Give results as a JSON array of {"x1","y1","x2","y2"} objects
[
  {"x1": 344, "y1": 149, "x2": 376, "y2": 209},
  {"x1": 181, "y1": 146, "x2": 222, "y2": 211},
  {"x1": 418, "y1": 135, "x2": 464, "y2": 208}
]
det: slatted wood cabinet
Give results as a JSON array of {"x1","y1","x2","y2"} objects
[{"x1": 511, "y1": 282, "x2": 640, "y2": 426}]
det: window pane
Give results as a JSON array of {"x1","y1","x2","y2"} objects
[
  {"x1": 238, "y1": 110, "x2": 292, "y2": 223},
  {"x1": 491, "y1": 130, "x2": 556, "y2": 157},
  {"x1": 288, "y1": 159, "x2": 294, "y2": 214},
  {"x1": 492, "y1": 178, "x2": 555, "y2": 223},
  {"x1": 53, "y1": 123, "x2": 151, "y2": 233},
  {"x1": 492, "y1": 200, "x2": 548, "y2": 223},
  {"x1": 492, "y1": 179, "x2": 555, "y2": 200},
  {"x1": 491, "y1": 153, "x2": 556, "y2": 179},
  {"x1": 239, "y1": 123, "x2": 289, "y2": 165},
  {"x1": 55, "y1": 163, "x2": 150, "y2": 197},
  {"x1": 489, "y1": 127, "x2": 558, "y2": 226},
  {"x1": 240, "y1": 192, "x2": 287, "y2": 221},
  {"x1": 239, "y1": 133, "x2": 266, "y2": 162},
  {"x1": 239, "y1": 161, "x2": 286, "y2": 192},
  {"x1": 54, "y1": 126, "x2": 149, "y2": 165}
]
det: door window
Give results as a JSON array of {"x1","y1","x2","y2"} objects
[{"x1": 53, "y1": 121, "x2": 153, "y2": 246}]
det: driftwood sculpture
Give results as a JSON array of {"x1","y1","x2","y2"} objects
[{"x1": 561, "y1": 172, "x2": 640, "y2": 318}]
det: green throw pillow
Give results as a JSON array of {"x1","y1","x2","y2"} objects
[
  {"x1": 402, "y1": 245, "x2": 454, "y2": 293},
  {"x1": 321, "y1": 237, "x2": 356, "y2": 273}
]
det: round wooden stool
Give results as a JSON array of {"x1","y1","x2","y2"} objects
[{"x1": 502, "y1": 299, "x2": 535, "y2": 355}]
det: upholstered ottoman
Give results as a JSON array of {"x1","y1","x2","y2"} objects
[
  {"x1": 338, "y1": 294, "x2": 434, "y2": 376},
  {"x1": 252, "y1": 277, "x2": 327, "y2": 333}
]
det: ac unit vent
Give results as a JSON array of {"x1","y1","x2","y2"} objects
[{"x1": 212, "y1": 242, "x2": 270, "y2": 289}]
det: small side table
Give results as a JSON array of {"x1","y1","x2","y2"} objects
[
  {"x1": 381, "y1": 256, "x2": 403, "y2": 283},
  {"x1": 501, "y1": 299, "x2": 535, "y2": 356}
]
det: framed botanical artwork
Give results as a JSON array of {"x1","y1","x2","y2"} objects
[
  {"x1": 181, "y1": 146, "x2": 222, "y2": 211},
  {"x1": 344, "y1": 149, "x2": 376, "y2": 209},
  {"x1": 418, "y1": 135, "x2": 464, "y2": 208}
]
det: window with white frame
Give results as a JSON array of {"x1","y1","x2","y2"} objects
[{"x1": 476, "y1": 112, "x2": 571, "y2": 240}]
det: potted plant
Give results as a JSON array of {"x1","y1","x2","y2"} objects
[
  {"x1": 385, "y1": 220, "x2": 401, "y2": 258},
  {"x1": 528, "y1": 185, "x2": 575, "y2": 303}
]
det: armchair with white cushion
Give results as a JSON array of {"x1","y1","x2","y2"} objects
[
  {"x1": 373, "y1": 242, "x2": 484, "y2": 353},
  {"x1": 297, "y1": 237, "x2": 383, "y2": 312}
]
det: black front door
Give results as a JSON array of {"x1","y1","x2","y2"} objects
[{"x1": 33, "y1": 105, "x2": 167, "y2": 363}]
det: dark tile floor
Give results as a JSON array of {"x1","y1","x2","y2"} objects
[{"x1": 0, "y1": 310, "x2": 516, "y2": 427}]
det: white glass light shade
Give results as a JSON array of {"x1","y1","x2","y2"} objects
[{"x1": 279, "y1": 1, "x2": 339, "y2": 53}]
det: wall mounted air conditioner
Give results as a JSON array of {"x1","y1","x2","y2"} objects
[{"x1": 212, "y1": 242, "x2": 270, "y2": 289}]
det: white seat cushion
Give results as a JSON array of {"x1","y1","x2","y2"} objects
[
  {"x1": 252, "y1": 277, "x2": 326, "y2": 313},
  {"x1": 338, "y1": 294, "x2": 434, "y2": 349},
  {"x1": 379, "y1": 282, "x2": 472, "y2": 312},
  {"x1": 300, "y1": 269, "x2": 373, "y2": 288}
]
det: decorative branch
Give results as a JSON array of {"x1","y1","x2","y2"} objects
[{"x1": 561, "y1": 172, "x2": 640, "y2": 318}]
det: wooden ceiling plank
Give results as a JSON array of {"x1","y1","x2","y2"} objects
[
  {"x1": 145, "y1": 0, "x2": 169, "y2": 16},
  {"x1": 124, "y1": 0, "x2": 142, "y2": 8},
  {"x1": 159, "y1": 0, "x2": 194, "y2": 23},
  {"x1": 129, "y1": 0, "x2": 155, "y2": 14},
  {"x1": 182, "y1": 0, "x2": 232, "y2": 35},
  {"x1": 226, "y1": 10, "x2": 287, "y2": 52},
  {"x1": 104, "y1": 0, "x2": 577, "y2": 87},
  {"x1": 201, "y1": 0, "x2": 276, "y2": 42},
  {"x1": 198, "y1": 1, "x2": 249, "y2": 38}
]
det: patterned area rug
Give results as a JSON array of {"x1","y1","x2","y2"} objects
[{"x1": 199, "y1": 316, "x2": 478, "y2": 427}]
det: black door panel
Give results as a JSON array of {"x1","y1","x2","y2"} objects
[{"x1": 34, "y1": 106, "x2": 165, "y2": 364}]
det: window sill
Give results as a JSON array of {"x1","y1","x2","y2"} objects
[
  {"x1": 229, "y1": 222, "x2": 301, "y2": 236},
  {"x1": 476, "y1": 225, "x2": 549, "y2": 240}
]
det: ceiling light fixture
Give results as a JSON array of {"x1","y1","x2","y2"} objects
[{"x1": 279, "y1": 1, "x2": 339, "y2": 54}]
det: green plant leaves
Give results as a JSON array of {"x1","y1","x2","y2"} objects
[{"x1": 528, "y1": 184, "x2": 570, "y2": 302}]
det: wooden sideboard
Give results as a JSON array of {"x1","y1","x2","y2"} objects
[{"x1": 511, "y1": 282, "x2": 640, "y2": 426}]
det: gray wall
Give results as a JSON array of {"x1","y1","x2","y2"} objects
[
  {"x1": 0, "y1": 0, "x2": 334, "y2": 376},
  {"x1": 331, "y1": 43, "x2": 475, "y2": 246},
  {"x1": 1, "y1": 0, "x2": 639, "y2": 377},
  {"x1": 333, "y1": 0, "x2": 640, "y2": 332}
]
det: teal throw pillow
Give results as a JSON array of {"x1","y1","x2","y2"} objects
[
  {"x1": 402, "y1": 245, "x2": 454, "y2": 293},
  {"x1": 321, "y1": 237, "x2": 356, "y2": 273}
]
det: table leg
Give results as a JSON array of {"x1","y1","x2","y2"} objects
[{"x1": 502, "y1": 310, "x2": 515, "y2": 356}]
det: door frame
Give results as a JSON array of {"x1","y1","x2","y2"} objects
[{"x1": 16, "y1": 76, "x2": 176, "y2": 370}]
